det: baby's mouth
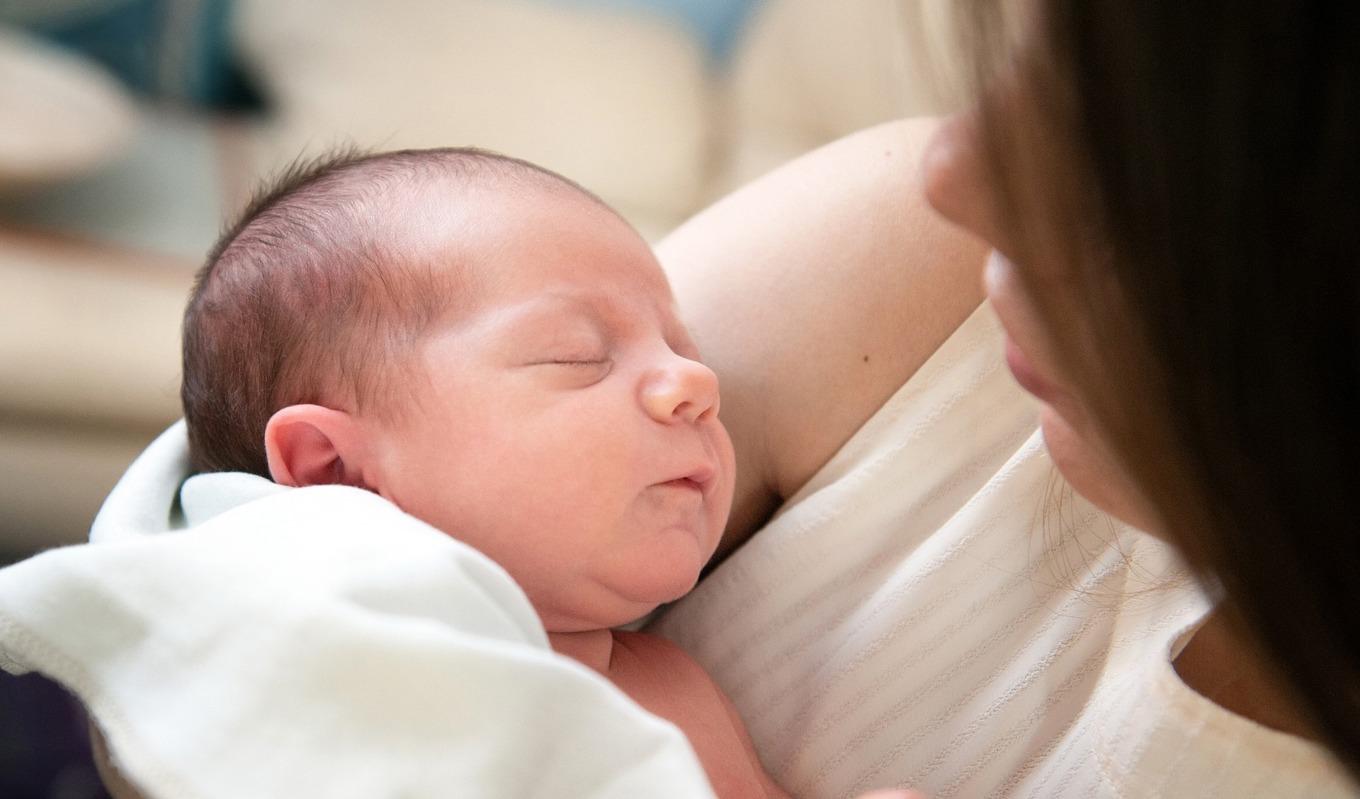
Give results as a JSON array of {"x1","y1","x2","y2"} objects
[
  {"x1": 658, "y1": 477, "x2": 704, "y2": 492},
  {"x1": 656, "y1": 462, "x2": 715, "y2": 494}
]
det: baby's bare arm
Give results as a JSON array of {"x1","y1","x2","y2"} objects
[
  {"x1": 711, "y1": 670, "x2": 791, "y2": 799},
  {"x1": 658, "y1": 118, "x2": 987, "y2": 559}
]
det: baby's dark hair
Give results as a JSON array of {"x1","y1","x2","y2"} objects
[{"x1": 182, "y1": 146, "x2": 601, "y2": 477}]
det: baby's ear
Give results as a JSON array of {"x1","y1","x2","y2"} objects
[{"x1": 264, "y1": 405, "x2": 372, "y2": 489}]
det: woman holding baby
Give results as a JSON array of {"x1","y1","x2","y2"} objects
[
  {"x1": 655, "y1": 2, "x2": 1358, "y2": 796},
  {"x1": 14, "y1": 2, "x2": 1357, "y2": 797}
]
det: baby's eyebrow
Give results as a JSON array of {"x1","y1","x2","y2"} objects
[
  {"x1": 540, "y1": 290, "x2": 602, "y2": 313},
  {"x1": 531, "y1": 291, "x2": 616, "y2": 326},
  {"x1": 508, "y1": 288, "x2": 671, "y2": 340},
  {"x1": 499, "y1": 294, "x2": 610, "y2": 338}
]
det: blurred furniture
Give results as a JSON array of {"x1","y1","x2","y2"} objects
[{"x1": 0, "y1": 0, "x2": 962, "y2": 556}]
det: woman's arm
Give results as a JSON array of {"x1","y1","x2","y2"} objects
[{"x1": 659, "y1": 118, "x2": 987, "y2": 557}]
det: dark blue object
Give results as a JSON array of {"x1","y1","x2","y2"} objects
[
  {"x1": 0, "y1": 670, "x2": 110, "y2": 799},
  {"x1": 4, "y1": 0, "x2": 261, "y2": 110}
]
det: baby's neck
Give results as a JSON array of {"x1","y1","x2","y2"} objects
[{"x1": 547, "y1": 628, "x2": 618, "y2": 675}]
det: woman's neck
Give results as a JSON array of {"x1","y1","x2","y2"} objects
[{"x1": 1174, "y1": 610, "x2": 1316, "y2": 740}]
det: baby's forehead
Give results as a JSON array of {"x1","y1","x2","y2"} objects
[
  {"x1": 373, "y1": 171, "x2": 679, "y2": 336},
  {"x1": 393, "y1": 176, "x2": 614, "y2": 262}
]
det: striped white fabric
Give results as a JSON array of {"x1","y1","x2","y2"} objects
[{"x1": 651, "y1": 305, "x2": 1355, "y2": 798}]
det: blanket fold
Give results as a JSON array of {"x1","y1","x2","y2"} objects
[{"x1": 0, "y1": 422, "x2": 714, "y2": 799}]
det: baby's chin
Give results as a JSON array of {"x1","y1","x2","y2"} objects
[
  {"x1": 532, "y1": 527, "x2": 715, "y2": 631},
  {"x1": 538, "y1": 572, "x2": 701, "y2": 632},
  {"x1": 540, "y1": 602, "x2": 659, "y2": 633}
]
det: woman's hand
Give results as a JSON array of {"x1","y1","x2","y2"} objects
[{"x1": 855, "y1": 790, "x2": 932, "y2": 799}]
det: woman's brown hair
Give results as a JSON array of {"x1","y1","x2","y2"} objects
[{"x1": 958, "y1": 0, "x2": 1360, "y2": 778}]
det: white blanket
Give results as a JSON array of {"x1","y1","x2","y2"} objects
[{"x1": 0, "y1": 423, "x2": 715, "y2": 798}]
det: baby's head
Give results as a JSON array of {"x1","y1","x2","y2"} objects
[{"x1": 183, "y1": 148, "x2": 735, "y2": 630}]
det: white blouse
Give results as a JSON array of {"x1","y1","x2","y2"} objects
[{"x1": 652, "y1": 305, "x2": 1355, "y2": 798}]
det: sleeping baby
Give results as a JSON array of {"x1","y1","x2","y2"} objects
[{"x1": 179, "y1": 146, "x2": 786, "y2": 799}]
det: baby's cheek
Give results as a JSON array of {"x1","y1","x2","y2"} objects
[{"x1": 708, "y1": 433, "x2": 738, "y2": 539}]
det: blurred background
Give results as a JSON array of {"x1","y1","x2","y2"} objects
[{"x1": 0, "y1": 0, "x2": 961, "y2": 794}]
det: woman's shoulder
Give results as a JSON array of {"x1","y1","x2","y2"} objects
[{"x1": 658, "y1": 119, "x2": 989, "y2": 555}]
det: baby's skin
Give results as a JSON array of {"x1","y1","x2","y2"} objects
[{"x1": 263, "y1": 177, "x2": 786, "y2": 797}]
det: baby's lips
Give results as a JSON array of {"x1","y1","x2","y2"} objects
[{"x1": 657, "y1": 463, "x2": 716, "y2": 492}]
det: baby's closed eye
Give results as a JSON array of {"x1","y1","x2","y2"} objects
[
  {"x1": 524, "y1": 352, "x2": 614, "y2": 385},
  {"x1": 525, "y1": 343, "x2": 609, "y2": 366},
  {"x1": 538, "y1": 358, "x2": 609, "y2": 367}
]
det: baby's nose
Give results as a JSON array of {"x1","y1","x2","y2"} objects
[{"x1": 640, "y1": 355, "x2": 720, "y2": 424}]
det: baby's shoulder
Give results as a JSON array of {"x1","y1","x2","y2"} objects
[
  {"x1": 609, "y1": 629, "x2": 702, "y2": 667},
  {"x1": 607, "y1": 631, "x2": 784, "y2": 798},
  {"x1": 607, "y1": 630, "x2": 717, "y2": 693}
]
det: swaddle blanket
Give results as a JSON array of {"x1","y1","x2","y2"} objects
[{"x1": 0, "y1": 423, "x2": 715, "y2": 798}]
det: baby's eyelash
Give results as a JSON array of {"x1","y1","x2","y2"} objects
[{"x1": 529, "y1": 357, "x2": 610, "y2": 368}]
